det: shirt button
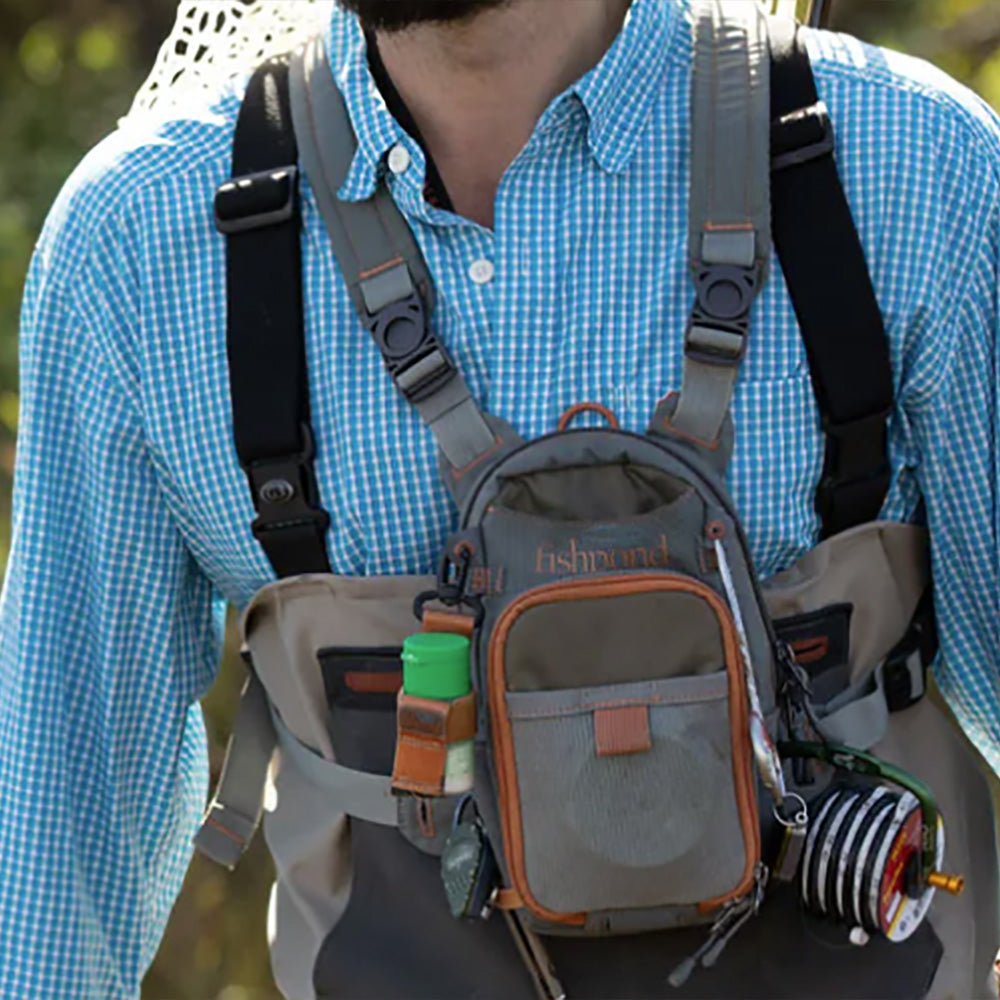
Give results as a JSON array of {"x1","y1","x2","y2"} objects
[
  {"x1": 387, "y1": 143, "x2": 411, "y2": 175},
  {"x1": 469, "y1": 259, "x2": 495, "y2": 285}
]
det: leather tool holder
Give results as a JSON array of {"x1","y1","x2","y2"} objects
[{"x1": 392, "y1": 691, "x2": 477, "y2": 796}]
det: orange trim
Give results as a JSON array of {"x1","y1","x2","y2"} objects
[
  {"x1": 790, "y1": 636, "x2": 830, "y2": 665},
  {"x1": 422, "y1": 609, "x2": 476, "y2": 639},
  {"x1": 556, "y1": 402, "x2": 621, "y2": 432},
  {"x1": 449, "y1": 433, "x2": 504, "y2": 482},
  {"x1": 344, "y1": 670, "x2": 402, "y2": 694},
  {"x1": 489, "y1": 573, "x2": 760, "y2": 924},
  {"x1": 704, "y1": 221, "x2": 754, "y2": 232},
  {"x1": 206, "y1": 817, "x2": 245, "y2": 845},
  {"x1": 656, "y1": 393, "x2": 721, "y2": 451},
  {"x1": 358, "y1": 256, "x2": 404, "y2": 280}
]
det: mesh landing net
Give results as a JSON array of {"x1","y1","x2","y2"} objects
[{"x1": 124, "y1": 1, "x2": 334, "y2": 121}]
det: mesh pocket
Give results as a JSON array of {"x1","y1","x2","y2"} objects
[{"x1": 505, "y1": 675, "x2": 752, "y2": 915}]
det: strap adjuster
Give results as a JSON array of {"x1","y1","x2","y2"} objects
[
  {"x1": 215, "y1": 166, "x2": 299, "y2": 235},
  {"x1": 364, "y1": 290, "x2": 457, "y2": 404},
  {"x1": 685, "y1": 323, "x2": 747, "y2": 366},
  {"x1": 816, "y1": 408, "x2": 892, "y2": 536},
  {"x1": 243, "y1": 424, "x2": 330, "y2": 542},
  {"x1": 771, "y1": 101, "x2": 835, "y2": 171}
]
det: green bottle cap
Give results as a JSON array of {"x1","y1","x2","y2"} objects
[{"x1": 402, "y1": 632, "x2": 471, "y2": 700}]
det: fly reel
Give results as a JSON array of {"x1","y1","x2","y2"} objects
[{"x1": 779, "y1": 741, "x2": 965, "y2": 945}]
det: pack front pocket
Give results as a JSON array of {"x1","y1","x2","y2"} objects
[{"x1": 488, "y1": 574, "x2": 760, "y2": 925}]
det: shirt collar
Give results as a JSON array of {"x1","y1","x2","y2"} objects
[
  {"x1": 572, "y1": 0, "x2": 684, "y2": 174},
  {"x1": 327, "y1": 0, "x2": 686, "y2": 202}
]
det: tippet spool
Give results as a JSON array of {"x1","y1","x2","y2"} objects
[{"x1": 800, "y1": 784, "x2": 945, "y2": 943}]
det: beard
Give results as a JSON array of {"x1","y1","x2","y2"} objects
[{"x1": 338, "y1": 0, "x2": 511, "y2": 32}]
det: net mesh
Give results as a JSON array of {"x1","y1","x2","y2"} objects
[
  {"x1": 125, "y1": 0, "x2": 799, "y2": 121},
  {"x1": 125, "y1": 0, "x2": 334, "y2": 120}
]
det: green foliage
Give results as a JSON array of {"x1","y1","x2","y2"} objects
[{"x1": 0, "y1": 1, "x2": 995, "y2": 998}]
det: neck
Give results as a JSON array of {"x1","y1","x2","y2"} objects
[{"x1": 376, "y1": 0, "x2": 631, "y2": 227}]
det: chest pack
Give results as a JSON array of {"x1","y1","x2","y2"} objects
[{"x1": 196, "y1": 4, "x2": 1000, "y2": 998}]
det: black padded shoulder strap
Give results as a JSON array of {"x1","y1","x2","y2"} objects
[
  {"x1": 215, "y1": 57, "x2": 331, "y2": 577},
  {"x1": 769, "y1": 18, "x2": 894, "y2": 539}
]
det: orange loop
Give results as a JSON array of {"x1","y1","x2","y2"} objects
[{"x1": 557, "y1": 402, "x2": 620, "y2": 432}]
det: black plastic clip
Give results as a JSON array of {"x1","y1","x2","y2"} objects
[
  {"x1": 771, "y1": 101, "x2": 835, "y2": 172},
  {"x1": 214, "y1": 167, "x2": 299, "y2": 235},
  {"x1": 685, "y1": 261, "x2": 764, "y2": 366},
  {"x1": 243, "y1": 424, "x2": 330, "y2": 543},
  {"x1": 413, "y1": 546, "x2": 485, "y2": 627},
  {"x1": 364, "y1": 291, "x2": 456, "y2": 404}
]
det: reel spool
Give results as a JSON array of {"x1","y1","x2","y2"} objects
[
  {"x1": 799, "y1": 784, "x2": 945, "y2": 942},
  {"x1": 780, "y1": 741, "x2": 965, "y2": 945}
]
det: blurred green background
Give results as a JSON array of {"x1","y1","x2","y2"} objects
[{"x1": 0, "y1": 1, "x2": 996, "y2": 997}]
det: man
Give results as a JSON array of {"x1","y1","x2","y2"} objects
[{"x1": 1, "y1": 0, "x2": 999, "y2": 997}]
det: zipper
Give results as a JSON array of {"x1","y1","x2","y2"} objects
[
  {"x1": 668, "y1": 863, "x2": 769, "y2": 989},
  {"x1": 488, "y1": 572, "x2": 761, "y2": 924}
]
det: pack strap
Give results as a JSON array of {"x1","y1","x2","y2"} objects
[
  {"x1": 289, "y1": 37, "x2": 498, "y2": 472},
  {"x1": 769, "y1": 17, "x2": 893, "y2": 538},
  {"x1": 674, "y1": 0, "x2": 772, "y2": 447},
  {"x1": 193, "y1": 670, "x2": 275, "y2": 868},
  {"x1": 216, "y1": 57, "x2": 331, "y2": 577}
]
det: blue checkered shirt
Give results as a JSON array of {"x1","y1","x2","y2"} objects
[{"x1": 2, "y1": 1, "x2": 1000, "y2": 996}]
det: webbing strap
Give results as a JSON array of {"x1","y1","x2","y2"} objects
[
  {"x1": 193, "y1": 671, "x2": 275, "y2": 869},
  {"x1": 218, "y1": 58, "x2": 331, "y2": 577},
  {"x1": 273, "y1": 712, "x2": 400, "y2": 827},
  {"x1": 289, "y1": 38, "x2": 497, "y2": 471},
  {"x1": 769, "y1": 17, "x2": 893, "y2": 538},
  {"x1": 675, "y1": 0, "x2": 772, "y2": 447}
]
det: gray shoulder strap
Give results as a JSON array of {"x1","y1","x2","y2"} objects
[
  {"x1": 672, "y1": 0, "x2": 771, "y2": 449},
  {"x1": 289, "y1": 37, "x2": 500, "y2": 472},
  {"x1": 194, "y1": 671, "x2": 275, "y2": 869}
]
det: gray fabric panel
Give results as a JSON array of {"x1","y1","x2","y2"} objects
[
  {"x1": 702, "y1": 230, "x2": 756, "y2": 268},
  {"x1": 193, "y1": 671, "x2": 275, "y2": 867},
  {"x1": 672, "y1": 353, "x2": 741, "y2": 445},
  {"x1": 508, "y1": 673, "x2": 749, "y2": 915},
  {"x1": 424, "y1": 395, "x2": 498, "y2": 470},
  {"x1": 506, "y1": 673, "x2": 728, "y2": 717},
  {"x1": 503, "y1": 594, "x2": 725, "y2": 691},
  {"x1": 273, "y1": 712, "x2": 398, "y2": 826},
  {"x1": 359, "y1": 262, "x2": 414, "y2": 315},
  {"x1": 813, "y1": 662, "x2": 890, "y2": 749},
  {"x1": 496, "y1": 462, "x2": 690, "y2": 521},
  {"x1": 688, "y1": 0, "x2": 771, "y2": 268}
]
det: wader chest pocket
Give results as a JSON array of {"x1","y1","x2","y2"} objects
[
  {"x1": 317, "y1": 646, "x2": 402, "y2": 774},
  {"x1": 487, "y1": 575, "x2": 760, "y2": 923}
]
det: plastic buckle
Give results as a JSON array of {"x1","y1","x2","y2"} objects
[
  {"x1": 816, "y1": 408, "x2": 892, "y2": 533},
  {"x1": 243, "y1": 424, "x2": 330, "y2": 541},
  {"x1": 364, "y1": 291, "x2": 456, "y2": 404},
  {"x1": 214, "y1": 166, "x2": 298, "y2": 235},
  {"x1": 685, "y1": 323, "x2": 747, "y2": 366},
  {"x1": 883, "y1": 634, "x2": 928, "y2": 713},
  {"x1": 771, "y1": 101, "x2": 835, "y2": 172}
]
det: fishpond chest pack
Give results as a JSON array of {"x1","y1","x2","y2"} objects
[{"x1": 195, "y1": 2, "x2": 1000, "y2": 997}]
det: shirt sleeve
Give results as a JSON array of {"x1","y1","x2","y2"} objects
[
  {"x1": 0, "y1": 166, "x2": 226, "y2": 999},
  {"x1": 904, "y1": 121, "x2": 1000, "y2": 774}
]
